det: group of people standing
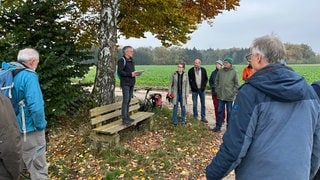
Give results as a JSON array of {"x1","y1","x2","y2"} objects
[
  {"x1": 167, "y1": 56, "x2": 243, "y2": 134},
  {"x1": 118, "y1": 34, "x2": 320, "y2": 179},
  {"x1": 118, "y1": 46, "x2": 244, "y2": 131}
]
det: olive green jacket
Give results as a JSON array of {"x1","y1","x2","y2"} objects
[{"x1": 215, "y1": 67, "x2": 240, "y2": 101}]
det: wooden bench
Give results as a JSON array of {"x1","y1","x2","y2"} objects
[{"x1": 89, "y1": 98, "x2": 154, "y2": 146}]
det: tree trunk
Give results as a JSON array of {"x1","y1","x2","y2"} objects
[{"x1": 92, "y1": 0, "x2": 120, "y2": 105}]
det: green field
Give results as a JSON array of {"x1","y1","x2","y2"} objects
[{"x1": 83, "y1": 64, "x2": 320, "y2": 88}]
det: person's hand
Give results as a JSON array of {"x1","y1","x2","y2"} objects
[{"x1": 132, "y1": 72, "x2": 136, "y2": 77}]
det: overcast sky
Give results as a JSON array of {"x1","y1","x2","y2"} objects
[{"x1": 118, "y1": 0, "x2": 320, "y2": 54}]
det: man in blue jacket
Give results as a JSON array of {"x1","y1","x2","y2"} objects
[
  {"x1": 206, "y1": 35, "x2": 320, "y2": 179},
  {"x1": 2, "y1": 48, "x2": 48, "y2": 179}
]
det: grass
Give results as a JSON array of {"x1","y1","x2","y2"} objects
[{"x1": 81, "y1": 64, "x2": 320, "y2": 88}]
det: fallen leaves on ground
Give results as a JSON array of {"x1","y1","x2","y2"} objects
[{"x1": 47, "y1": 113, "x2": 224, "y2": 179}]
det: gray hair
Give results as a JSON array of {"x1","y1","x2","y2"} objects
[
  {"x1": 122, "y1": 46, "x2": 133, "y2": 55},
  {"x1": 251, "y1": 35, "x2": 286, "y2": 63},
  {"x1": 17, "y1": 48, "x2": 39, "y2": 62}
]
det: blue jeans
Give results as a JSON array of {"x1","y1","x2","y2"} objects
[
  {"x1": 191, "y1": 90, "x2": 206, "y2": 119},
  {"x1": 172, "y1": 93, "x2": 186, "y2": 125},
  {"x1": 121, "y1": 85, "x2": 134, "y2": 120},
  {"x1": 216, "y1": 100, "x2": 233, "y2": 129}
]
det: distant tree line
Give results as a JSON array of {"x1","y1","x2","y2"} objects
[{"x1": 112, "y1": 44, "x2": 320, "y2": 65}]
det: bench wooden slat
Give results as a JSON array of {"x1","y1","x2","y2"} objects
[
  {"x1": 91, "y1": 103, "x2": 141, "y2": 126},
  {"x1": 90, "y1": 98, "x2": 140, "y2": 118},
  {"x1": 90, "y1": 101, "x2": 122, "y2": 117},
  {"x1": 91, "y1": 109, "x2": 121, "y2": 126},
  {"x1": 129, "y1": 104, "x2": 140, "y2": 112},
  {"x1": 93, "y1": 112, "x2": 154, "y2": 134},
  {"x1": 89, "y1": 97, "x2": 154, "y2": 146}
]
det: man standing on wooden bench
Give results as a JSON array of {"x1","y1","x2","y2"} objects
[{"x1": 117, "y1": 46, "x2": 140, "y2": 126}]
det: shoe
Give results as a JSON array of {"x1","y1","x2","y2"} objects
[
  {"x1": 182, "y1": 120, "x2": 186, "y2": 125},
  {"x1": 128, "y1": 117, "x2": 135, "y2": 122},
  {"x1": 201, "y1": 119, "x2": 208, "y2": 123},
  {"x1": 212, "y1": 127, "x2": 221, "y2": 132},
  {"x1": 122, "y1": 120, "x2": 132, "y2": 126}
]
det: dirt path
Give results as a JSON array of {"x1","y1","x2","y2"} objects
[{"x1": 116, "y1": 87, "x2": 216, "y2": 127}]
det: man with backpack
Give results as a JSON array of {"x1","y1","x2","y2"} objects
[
  {"x1": 0, "y1": 93, "x2": 22, "y2": 180},
  {"x1": 117, "y1": 46, "x2": 140, "y2": 126},
  {"x1": 1, "y1": 48, "x2": 48, "y2": 179}
]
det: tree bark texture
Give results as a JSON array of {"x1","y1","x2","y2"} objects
[{"x1": 93, "y1": 0, "x2": 120, "y2": 105}]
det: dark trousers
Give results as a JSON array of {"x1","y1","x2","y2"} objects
[
  {"x1": 216, "y1": 100, "x2": 232, "y2": 129},
  {"x1": 212, "y1": 95, "x2": 225, "y2": 123},
  {"x1": 121, "y1": 85, "x2": 134, "y2": 121},
  {"x1": 191, "y1": 89, "x2": 206, "y2": 119}
]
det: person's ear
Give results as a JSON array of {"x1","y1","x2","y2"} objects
[{"x1": 257, "y1": 54, "x2": 262, "y2": 63}]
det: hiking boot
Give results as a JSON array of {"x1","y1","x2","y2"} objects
[
  {"x1": 212, "y1": 127, "x2": 221, "y2": 133},
  {"x1": 128, "y1": 117, "x2": 135, "y2": 122},
  {"x1": 201, "y1": 119, "x2": 208, "y2": 123}
]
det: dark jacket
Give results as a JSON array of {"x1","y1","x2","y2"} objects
[
  {"x1": 206, "y1": 64, "x2": 320, "y2": 180},
  {"x1": 188, "y1": 67, "x2": 208, "y2": 92},
  {"x1": 117, "y1": 56, "x2": 135, "y2": 87},
  {"x1": 209, "y1": 68, "x2": 219, "y2": 96},
  {"x1": 0, "y1": 94, "x2": 22, "y2": 180}
]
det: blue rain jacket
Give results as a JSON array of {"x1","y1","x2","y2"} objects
[
  {"x1": 2, "y1": 62, "x2": 47, "y2": 133},
  {"x1": 206, "y1": 64, "x2": 320, "y2": 180}
]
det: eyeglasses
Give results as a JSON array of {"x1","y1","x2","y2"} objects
[{"x1": 245, "y1": 53, "x2": 252, "y2": 62}]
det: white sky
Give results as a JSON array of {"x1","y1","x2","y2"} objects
[{"x1": 118, "y1": 0, "x2": 320, "y2": 54}]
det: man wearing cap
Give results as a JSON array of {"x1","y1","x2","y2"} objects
[
  {"x1": 213, "y1": 57, "x2": 239, "y2": 132},
  {"x1": 209, "y1": 60, "x2": 225, "y2": 125}
]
